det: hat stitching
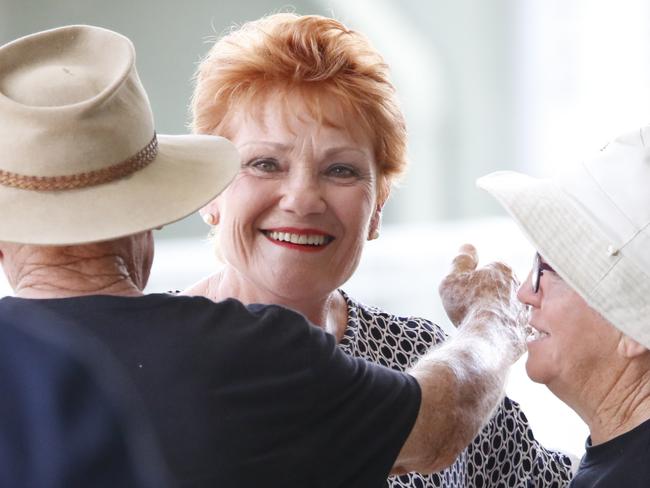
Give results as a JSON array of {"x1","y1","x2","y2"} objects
[
  {"x1": 581, "y1": 161, "x2": 637, "y2": 231},
  {"x1": 618, "y1": 221, "x2": 650, "y2": 250},
  {"x1": 588, "y1": 255, "x2": 622, "y2": 293}
]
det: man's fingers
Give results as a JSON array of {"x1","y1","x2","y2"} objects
[
  {"x1": 449, "y1": 244, "x2": 478, "y2": 274},
  {"x1": 485, "y1": 261, "x2": 512, "y2": 277}
]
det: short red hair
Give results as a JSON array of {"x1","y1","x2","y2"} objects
[{"x1": 191, "y1": 13, "x2": 407, "y2": 204}]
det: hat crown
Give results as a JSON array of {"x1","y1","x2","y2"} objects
[
  {"x1": 559, "y1": 126, "x2": 650, "y2": 273},
  {"x1": 0, "y1": 25, "x2": 154, "y2": 177},
  {"x1": 589, "y1": 128, "x2": 650, "y2": 227}
]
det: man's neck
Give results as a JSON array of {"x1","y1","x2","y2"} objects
[
  {"x1": 13, "y1": 257, "x2": 144, "y2": 298},
  {"x1": 2, "y1": 239, "x2": 149, "y2": 298}
]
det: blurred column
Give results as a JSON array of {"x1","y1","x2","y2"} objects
[{"x1": 323, "y1": 0, "x2": 446, "y2": 222}]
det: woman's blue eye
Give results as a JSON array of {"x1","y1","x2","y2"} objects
[
  {"x1": 250, "y1": 158, "x2": 279, "y2": 172},
  {"x1": 327, "y1": 165, "x2": 358, "y2": 178}
]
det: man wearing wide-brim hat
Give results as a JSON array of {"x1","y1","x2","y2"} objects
[
  {"x1": 470, "y1": 128, "x2": 650, "y2": 487},
  {"x1": 0, "y1": 25, "x2": 531, "y2": 486}
]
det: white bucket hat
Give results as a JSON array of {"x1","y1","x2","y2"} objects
[
  {"x1": 478, "y1": 126, "x2": 650, "y2": 349},
  {"x1": 0, "y1": 25, "x2": 239, "y2": 245}
]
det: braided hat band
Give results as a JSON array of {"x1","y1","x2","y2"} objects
[{"x1": 0, "y1": 134, "x2": 158, "y2": 191}]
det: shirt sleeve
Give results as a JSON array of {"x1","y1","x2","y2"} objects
[
  {"x1": 308, "y1": 328, "x2": 422, "y2": 487},
  {"x1": 221, "y1": 301, "x2": 421, "y2": 488}
]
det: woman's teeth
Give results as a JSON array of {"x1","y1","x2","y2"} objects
[
  {"x1": 266, "y1": 231, "x2": 330, "y2": 246},
  {"x1": 527, "y1": 329, "x2": 550, "y2": 342}
]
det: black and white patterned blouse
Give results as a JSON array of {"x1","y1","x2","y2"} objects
[{"x1": 338, "y1": 290, "x2": 573, "y2": 488}]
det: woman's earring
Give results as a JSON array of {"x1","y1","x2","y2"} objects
[
  {"x1": 368, "y1": 208, "x2": 382, "y2": 240},
  {"x1": 202, "y1": 213, "x2": 217, "y2": 226}
]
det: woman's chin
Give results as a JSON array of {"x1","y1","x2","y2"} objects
[{"x1": 525, "y1": 355, "x2": 554, "y2": 386}]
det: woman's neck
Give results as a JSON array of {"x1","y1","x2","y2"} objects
[
  {"x1": 561, "y1": 361, "x2": 650, "y2": 445},
  {"x1": 185, "y1": 266, "x2": 348, "y2": 341}
]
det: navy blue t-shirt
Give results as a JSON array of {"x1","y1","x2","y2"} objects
[
  {"x1": 0, "y1": 294, "x2": 421, "y2": 488},
  {"x1": 0, "y1": 313, "x2": 170, "y2": 488},
  {"x1": 570, "y1": 418, "x2": 650, "y2": 487}
]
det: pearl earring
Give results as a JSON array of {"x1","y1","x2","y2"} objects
[
  {"x1": 369, "y1": 229, "x2": 380, "y2": 240},
  {"x1": 202, "y1": 213, "x2": 216, "y2": 226}
]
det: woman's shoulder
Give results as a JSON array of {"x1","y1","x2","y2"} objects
[{"x1": 179, "y1": 276, "x2": 212, "y2": 297}]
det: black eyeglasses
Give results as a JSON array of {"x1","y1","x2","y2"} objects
[{"x1": 531, "y1": 253, "x2": 554, "y2": 293}]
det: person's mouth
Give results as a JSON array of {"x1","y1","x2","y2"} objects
[
  {"x1": 261, "y1": 227, "x2": 335, "y2": 251},
  {"x1": 526, "y1": 324, "x2": 550, "y2": 343}
]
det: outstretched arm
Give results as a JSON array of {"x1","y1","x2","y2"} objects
[{"x1": 392, "y1": 244, "x2": 527, "y2": 474}]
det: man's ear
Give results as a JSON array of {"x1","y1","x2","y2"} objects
[{"x1": 618, "y1": 334, "x2": 649, "y2": 359}]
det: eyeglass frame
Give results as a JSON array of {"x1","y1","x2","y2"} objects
[{"x1": 532, "y1": 252, "x2": 554, "y2": 293}]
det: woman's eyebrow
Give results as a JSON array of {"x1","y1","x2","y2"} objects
[
  {"x1": 238, "y1": 140, "x2": 290, "y2": 151},
  {"x1": 239, "y1": 142, "x2": 371, "y2": 160},
  {"x1": 322, "y1": 146, "x2": 372, "y2": 158}
]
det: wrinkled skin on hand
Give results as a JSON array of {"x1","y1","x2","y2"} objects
[{"x1": 439, "y1": 244, "x2": 529, "y2": 355}]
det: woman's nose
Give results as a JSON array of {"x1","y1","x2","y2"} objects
[
  {"x1": 517, "y1": 270, "x2": 537, "y2": 306},
  {"x1": 278, "y1": 173, "x2": 327, "y2": 216}
]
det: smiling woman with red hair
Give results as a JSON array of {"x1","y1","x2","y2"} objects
[
  {"x1": 192, "y1": 13, "x2": 406, "y2": 206},
  {"x1": 186, "y1": 13, "x2": 573, "y2": 487}
]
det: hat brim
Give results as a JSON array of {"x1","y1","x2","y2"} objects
[
  {"x1": 0, "y1": 134, "x2": 239, "y2": 245},
  {"x1": 478, "y1": 171, "x2": 650, "y2": 348}
]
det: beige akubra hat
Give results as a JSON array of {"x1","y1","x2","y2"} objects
[
  {"x1": 0, "y1": 25, "x2": 239, "y2": 245},
  {"x1": 478, "y1": 126, "x2": 650, "y2": 348}
]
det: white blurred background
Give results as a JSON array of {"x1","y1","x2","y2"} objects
[{"x1": 4, "y1": 0, "x2": 650, "y2": 460}]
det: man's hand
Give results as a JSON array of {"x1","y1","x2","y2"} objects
[
  {"x1": 438, "y1": 244, "x2": 528, "y2": 356},
  {"x1": 395, "y1": 244, "x2": 530, "y2": 475}
]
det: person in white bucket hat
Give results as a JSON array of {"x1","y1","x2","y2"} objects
[
  {"x1": 0, "y1": 25, "x2": 532, "y2": 487},
  {"x1": 476, "y1": 126, "x2": 650, "y2": 487}
]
